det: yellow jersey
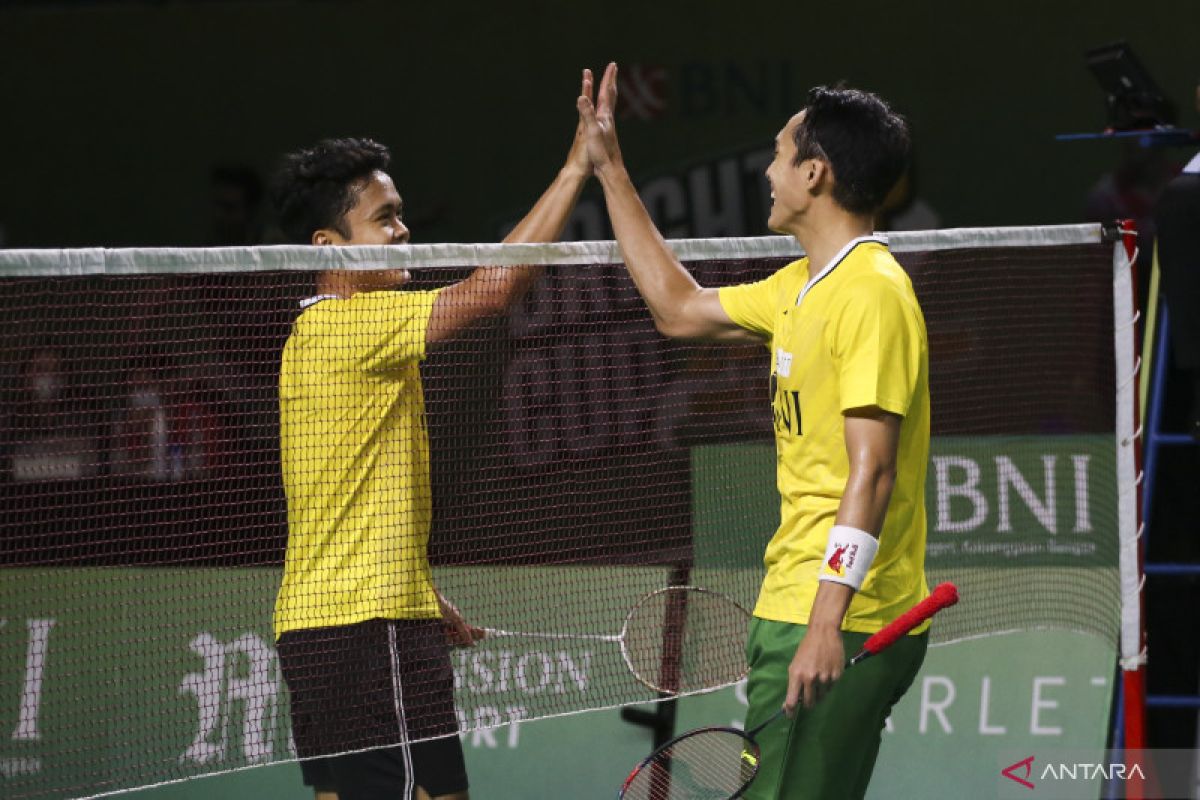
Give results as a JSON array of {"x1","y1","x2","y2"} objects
[
  {"x1": 718, "y1": 237, "x2": 930, "y2": 633},
  {"x1": 273, "y1": 289, "x2": 443, "y2": 638}
]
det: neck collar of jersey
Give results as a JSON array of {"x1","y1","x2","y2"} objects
[
  {"x1": 299, "y1": 294, "x2": 342, "y2": 309},
  {"x1": 795, "y1": 234, "x2": 889, "y2": 307}
]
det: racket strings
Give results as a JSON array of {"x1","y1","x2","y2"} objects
[
  {"x1": 622, "y1": 588, "x2": 751, "y2": 693},
  {"x1": 622, "y1": 730, "x2": 757, "y2": 800}
]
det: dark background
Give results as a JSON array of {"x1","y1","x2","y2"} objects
[
  {"x1": 0, "y1": 0, "x2": 1198, "y2": 247},
  {"x1": 1, "y1": 0, "x2": 1197, "y2": 756}
]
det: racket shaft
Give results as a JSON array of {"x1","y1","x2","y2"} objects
[
  {"x1": 483, "y1": 627, "x2": 621, "y2": 643},
  {"x1": 746, "y1": 706, "x2": 787, "y2": 738}
]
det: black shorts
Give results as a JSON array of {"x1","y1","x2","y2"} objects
[
  {"x1": 297, "y1": 738, "x2": 467, "y2": 799},
  {"x1": 279, "y1": 618, "x2": 467, "y2": 798}
]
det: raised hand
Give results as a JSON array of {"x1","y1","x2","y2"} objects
[
  {"x1": 564, "y1": 68, "x2": 595, "y2": 177},
  {"x1": 576, "y1": 62, "x2": 625, "y2": 175}
]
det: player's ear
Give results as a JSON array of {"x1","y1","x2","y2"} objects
[
  {"x1": 804, "y1": 158, "x2": 829, "y2": 191},
  {"x1": 312, "y1": 228, "x2": 339, "y2": 246}
]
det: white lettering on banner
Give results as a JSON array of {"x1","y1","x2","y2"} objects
[
  {"x1": 1031, "y1": 677, "x2": 1065, "y2": 736},
  {"x1": 470, "y1": 707, "x2": 504, "y2": 748},
  {"x1": 224, "y1": 633, "x2": 276, "y2": 763},
  {"x1": 978, "y1": 676, "x2": 1007, "y2": 735},
  {"x1": 933, "y1": 453, "x2": 1094, "y2": 535},
  {"x1": 12, "y1": 619, "x2": 54, "y2": 743},
  {"x1": 496, "y1": 650, "x2": 513, "y2": 692},
  {"x1": 919, "y1": 676, "x2": 956, "y2": 734},
  {"x1": 0, "y1": 756, "x2": 42, "y2": 777},
  {"x1": 454, "y1": 649, "x2": 591, "y2": 696},
  {"x1": 556, "y1": 653, "x2": 590, "y2": 694},
  {"x1": 178, "y1": 633, "x2": 282, "y2": 766},
  {"x1": 895, "y1": 675, "x2": 1094, "y2": 737},
  {"x1": 456, "y1": 705, "x2": 528, "y2": 750},
  {"x1": 1072, "y1": 455, "x2": 1093, "y2": 532},
  {"x1": 1, "y1": 619, "x2": 55, "y2": 779},
  {"x1": 934, "y1": 457, "x2": 988, "y2": 532},
  {"x1": 504, "y1": 705, "x2": 527, "y2": 747},
  {"x1": 467, "y1": 651, "x2": 495, "y2": 693},
  {"x1": 516, "y1": 652, "x2": 552, "y2": 694},
  {"x1": 997, "y1": 455, "x2": 1057, "y2": 533},
  {"x1": 179, "y1": 634, "x2": 227, "y2": 764}
]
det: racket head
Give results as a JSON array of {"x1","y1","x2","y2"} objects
[
  {"x1": 618, "y1": 586, "x2": 752, "y2": 694},
  {"x1": 618, "y1": 725, "x2": 760, "y2": 800}
]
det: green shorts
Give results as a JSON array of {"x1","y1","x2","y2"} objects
[{"x1": 742, "y1": 618, "x2": 928, "y2": 800}]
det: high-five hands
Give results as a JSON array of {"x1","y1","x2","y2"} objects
[
  {"x1": 576, "y1": 63, "x2": 625, "y2": 176},
  {"x1": 564, "y1": 68, "x2": 596, "y2": 178}
]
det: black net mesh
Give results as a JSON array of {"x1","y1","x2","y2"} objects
[{"x1": 0, "y1": 236, "x2": 1120, "y2": 797}]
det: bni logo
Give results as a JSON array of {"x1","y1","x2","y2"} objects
[
  {"x1": 617, "y1": 64, "x2": 668, "y2": 121},
  {"x1": 1001, "y1": 755, "x2": 1036, "y2": 789}
]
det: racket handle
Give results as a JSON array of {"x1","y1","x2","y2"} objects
[{"x1": 848, "y1": 582, "x2": 959, "y2": 665}]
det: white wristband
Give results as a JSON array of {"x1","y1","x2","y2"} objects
[{"x1": 817, "y1": 525, "x2": 879, "y2": 591}]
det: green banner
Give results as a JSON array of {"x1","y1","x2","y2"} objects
[
  {"x1": 1, "y1": 434, "x2": 1120, "y2": 797},
  {"x1": 2, "y1": 573, "x2": 1115, "y2": 799},
  {"x1": 112, "y1": 631, "x2": 1113, "y2": 800},
  {"x1": 693, "y1": 435, "x2": 1118, "y2": 570}
]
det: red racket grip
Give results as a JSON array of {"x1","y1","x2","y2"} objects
[{"x1": 850, "y1": 582, "x2": 958, "y2": 665}]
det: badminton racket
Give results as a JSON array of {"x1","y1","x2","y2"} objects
[
  {"x1": 617, "y1": 582, "x2": 960, "y2": 800},
  {"x1": 483, "y1": 586, "x2": 752, "y2": 695}
]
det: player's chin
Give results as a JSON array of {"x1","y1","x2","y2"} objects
[
  {"x1": 766, "y1": 205, "x2": 800, "y2": 236},
  {"x1": 381, "y1": 269, "x2": 411, "y2": 288}
]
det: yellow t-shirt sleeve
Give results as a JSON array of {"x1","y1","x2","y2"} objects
[
  {"x1": 347, "y1": 289, "x2": 442, "y2": 372},
  {"x1": 717, "y1": 270, "x2": 784, "y2": 339},
  {"x1": 830, "y1": 278, "x2": 922, "y2": 416}
]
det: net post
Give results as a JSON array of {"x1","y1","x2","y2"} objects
[{"x1": 1112, "y1": 219, "x2": 1148, "y2": 759}]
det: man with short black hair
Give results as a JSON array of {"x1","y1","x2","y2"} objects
[
  {"x1": 272, "y1": 75, "x2": 593, "y2": 800},
  {"x1": 579, "y1": 64, "x2": 930, "y2": 799}
]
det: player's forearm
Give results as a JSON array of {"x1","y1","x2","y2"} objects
[
  {"x1": 805, "y1": 472, "x2": 890, "y2": 633},
  {"x1": 595, "y1": 165, "x2": 706, "y2": 336},
  {"x1": 806, "y1": 581, "x2": 855, "y2": 632},
  {"x1": 817, "y1": 455, "x2": 895, "y2": 629},
  {"x1": 464, "y1": 166, "x2": 588, "y2": 310},
  {"x1": 835, "y1": 460, "x2": 896, "y2": 535}
]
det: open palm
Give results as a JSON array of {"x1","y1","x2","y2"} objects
[{"x1": 577, "y1": 63, "x2": 625, "y2": 174}]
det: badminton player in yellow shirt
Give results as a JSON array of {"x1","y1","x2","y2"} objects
[
  {"x1": 272, "y1": 75, "x2": 594, "y2": 800},
  {"x1": 579, "y1": 64, "x2": 930, "y2": 800}
]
